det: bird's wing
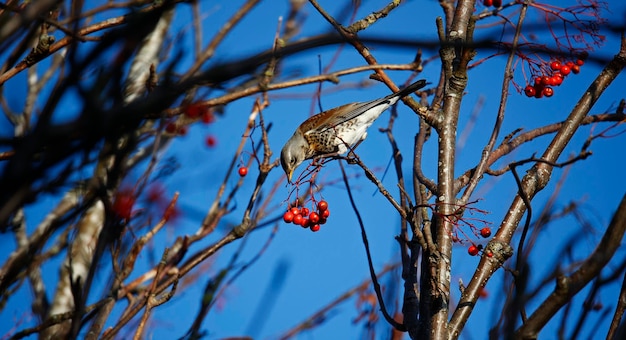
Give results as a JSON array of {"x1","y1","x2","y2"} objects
[
  {"x1": 299, "y1": 79, "x2": 427, "y2": 134},
  {"x1": 304, "y1": 80, "x2": 427, "y2": 133},
  {"x1": 308, "y1": 98, "x2": 391, "y2": 133}
]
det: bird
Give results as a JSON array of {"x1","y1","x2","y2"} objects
[{"x1": 280, "y1": 79, "x2": 427, "y2": 183}]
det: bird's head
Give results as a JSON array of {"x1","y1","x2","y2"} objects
[{"x1": 280, "y1": 132, "x2": 308, "y2": 183}]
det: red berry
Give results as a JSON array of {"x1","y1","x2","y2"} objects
[
  {"x1": 483, "y1": 0, "x2": 493, "y2": 6},
  {"x1": 534, "y1": 76, "x2": 543, "y2": 85},
  {"x1": 534, "y1": 89, "x2": 544, "y2": 99},
  {"x1": 480, "y1": 227, "x2": 492, "y2": 238},
  {"x1": 165, "y1": 122, "x2": 177, "y2": 134},
  {"x1": 146, "y1": 184, "x2": 165, "y2": 203},
  {"x1": 552, "y1": 75, "x2": 563, "y2": 86},
  {"x1": 468, "y1": 245, "x2": 479, "y2": 256},
  {"x1": 319, "y1": 217, "x2": 327, "y2": 225},
  {"x1": 310, "y1": 224, "x2": 321, "y2": 232},
  {"x1": 290, "y1": 207, "x2": 300, "y2": 216},
  {"x1": 576, "y1": 59, "x2": 585, "y2": 66},
  {"x1": 178, "y1": 125, "x2": 188, "y2": 136},
  {"x1": 206, "y1": 135, "x2": 217, "y2": 147},
  {"x1": 550, "y1": 61, "x2": 561, "y2": 70},
  {"x1": 541, "y1": 76, "x2": 550, "y2": 85},
  {"x1": 317, "y1": 200, "x2": 329, "y2": 211},
  {"x1": 283, "y1": 211, "x2": 294, "y2": 223},
  {"x1": 560, "y1": 65, "x2": 571, "y2": 75},
  {"x1": 524, "y1": 85, "x2": 536, "y2": 97},
  {"x1": 113, "y1": 191, "x2": 135, "y2": 220},
  {"x1": 184, "y1": 103, "x2": 203, "y2": 119},
  {"x1": 201, "y1": 111, "x2": 215, "y2": 124},
  {"x1": 293, "y1": 214, "x2": 304, "y2": 225},
  {"x1": 542, "y1": 87, "x2": 554, "y2": 97},
  {"x1": 493, "y1": 0, "x2": 501, "y2": 6},
  {"x1": 299, "y1": 217, "x2": 309, "y2": 227},
  {"x1": 571, "y1": 65, "x2": 580, "y2": 74},
  {"x1": 566, "y1": 61, "x2": 574, "y2": 68},
  {"x1": 238, "y1": 167, "x2": 248, "y2": 177},
  {"x1": 486, "y1": 251, "x2": 493, "y2": 257},
  {"x1": 309, "y1": 212, "x2": 320, "y2": 224},
  {"x1": 301, "y1": 207, "x2": 310, "y2": 217},
  {"x1": 321, "y1": 209, "x2": 330, "y2": 218}
]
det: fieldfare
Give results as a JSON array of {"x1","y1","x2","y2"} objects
[{"x1": 280, "y1": 79, "x2": 427, "y2": 182}]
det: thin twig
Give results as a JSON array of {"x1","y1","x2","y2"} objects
[{"x1": 338, "y1": 161, "x2": 406, "y2": 332}]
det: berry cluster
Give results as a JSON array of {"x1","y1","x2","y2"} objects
[
  {"x1": 524, "y1": 58, "x2": 585, "y2": 99},
  {"x1": 283, "y1": 200, "x2": 330, "y2": 232},
  {"x1": 482, "y1": 0, "x2": 502, "y2": 7}
]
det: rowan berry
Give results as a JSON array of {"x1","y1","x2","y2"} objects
[
  {"x1": 184, "y1": 103, "x2": 203, "y2": 119},
  {"x1": 524, "y1": 85, "x2": 536, "y2": 97},
  {"x1": 283, "y1": 211, "x2": 294, "y2": 223},
  {"x1": 550, "y1": 61, "x2": 561, "y2": 70},
  {"x1": 480, "y1": 227, "x2": 492, "y2": 238},
  {"x1": 165, "y1": 122, "x2": 177, "y2": 134},
  {"x1": 543, "y1": 87, "x2": 554, "y2": 97},
  {"x1": 468, "y1": 245, "x2": 479, "y2": 256},
  {"x1": 310, "y1": 224, "x2": 321, "y2": 232},
  {"x1": 238, "y1": 167, "x2": 248, "y2": 177},
  {"x1": 317, "y1": 200, "x2": 329, "y2": 212},
  {"x1": 113, "y1": 192, "x2": 135, "y2": 220},
  {"x1": 309, "y1": 212, "x2": 320, "y2": 224},
  {"x1": 299, "y1": 217, "x2": 309, "y2": 227},
  {"x1": 201, "y1": 111, "x2": 215, "y2": 124},
  {"x1": 293, "y1": 214, "x2": 304, "y2": 225},
  {"x1": 206, "y1": 135, "x2": 217, "y2": 147}
]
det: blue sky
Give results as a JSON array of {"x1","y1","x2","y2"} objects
[{"x1": 1, "y1": 1, "x2": 625, "y2": 339}]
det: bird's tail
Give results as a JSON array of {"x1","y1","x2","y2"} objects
[{"x1": 392, "y1": 79, "x2": 428, "y2": 99}]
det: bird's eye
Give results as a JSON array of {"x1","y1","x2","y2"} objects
[{"x1": 290, "y1": 157, "x2": 296, "y2": 165}]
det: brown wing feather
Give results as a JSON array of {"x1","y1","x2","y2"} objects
[
  {"x1": 312, "y1": 100, "x2": 387, "y2": 132},
  {"x1": 298, "y1": 102, "x2": 362, "y2": 134},
  {"x1": 298, "y1": 79, "x2": 428, "y2": 134}
]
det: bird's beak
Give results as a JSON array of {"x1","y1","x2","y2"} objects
[{"x1": 287, "y1": 170, "x2": 293, "y2": 184}]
